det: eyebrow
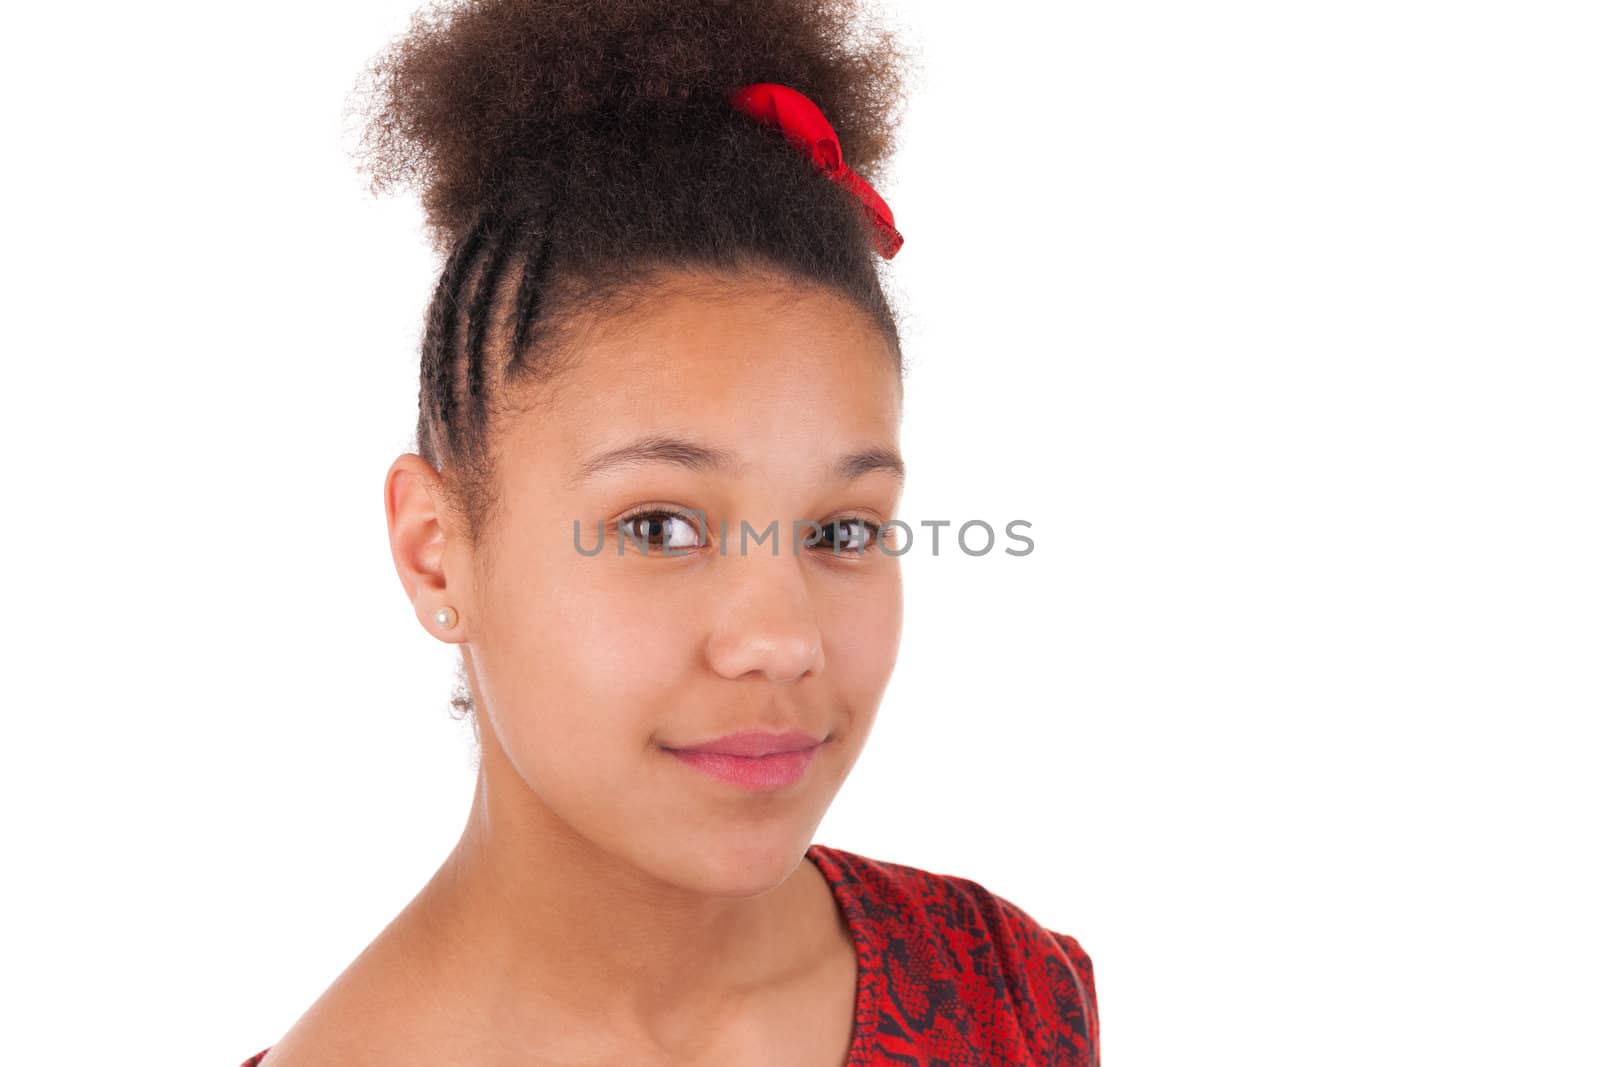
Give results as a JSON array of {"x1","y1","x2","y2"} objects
[{"x1": 568, "y1": 433, "x2": 906, "y2": 487}]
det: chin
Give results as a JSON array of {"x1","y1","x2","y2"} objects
[{"x1": 646, "y1": 828, "x2": 815, "y2": 897}]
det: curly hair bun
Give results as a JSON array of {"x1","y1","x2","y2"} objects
[{"x1": 353, "y1": 0, "x2": 912, "y2": 253}]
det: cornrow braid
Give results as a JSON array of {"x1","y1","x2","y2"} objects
[
  {"x1": 464, "y1": 213, "x2": 526, "y2": 424},
  {"x1": 416, "y1": 192, "x2": 567, "y2": 545},
  {"x1": 417, "y1": 206, "x2": 496, "y2": 469},
  {"x1": 510, "y1": 192, "x2": 564, "y2": 371}
]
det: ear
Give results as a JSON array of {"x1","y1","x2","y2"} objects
[{"x1": 386, "y1": 453, "x2": 469, "y2": 643}]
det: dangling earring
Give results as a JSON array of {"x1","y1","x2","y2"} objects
[{"x1": 435, "y1": 605, "x2": 458, "y2": 629}]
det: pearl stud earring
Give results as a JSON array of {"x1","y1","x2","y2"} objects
[{"x1": 435, "y1": 605, "x2": 458, "y2": 629}]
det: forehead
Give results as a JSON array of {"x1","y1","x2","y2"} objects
[{"x1": 504, "y1": 277, "x2": 903, "y2": 486}]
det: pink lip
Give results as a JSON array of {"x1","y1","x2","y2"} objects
[
  {"x1": 661, "y1": 729, "x2": 826, "y2": 790},
  {"x1": 667, "y1": 729, "x2": 825, "y2": 757}
]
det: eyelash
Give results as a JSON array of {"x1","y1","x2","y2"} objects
[{"x1": 614, "y1": 506, "x2": 884, "y2": 555}]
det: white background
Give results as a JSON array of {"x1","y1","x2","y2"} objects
[{"x1": 3, "y1": 2, "x2": 1596, "y2": 1064}]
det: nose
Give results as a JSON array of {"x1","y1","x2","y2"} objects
[{"x1": 704, "y1": 552, "x2": 826, "y2": 684}]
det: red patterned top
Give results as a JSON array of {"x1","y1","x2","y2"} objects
[{"x1": 238, "y1": 842, "x2": 1098, "y2": 1066}]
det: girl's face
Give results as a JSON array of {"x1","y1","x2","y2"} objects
[{"x1": 452, "y1": 274, "x2": 904, "y2": 894}]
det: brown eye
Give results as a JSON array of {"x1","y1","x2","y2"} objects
[
  {"x1": 816, "y1": 518, "x2": 879, "y2": 554},
  {"x1": 618, "y1": 510, "x2": 705, "y2": 554}
]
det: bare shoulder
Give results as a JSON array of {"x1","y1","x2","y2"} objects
[{"x1": 255, "y1": 923, "x2": 447, "y2": 1067}]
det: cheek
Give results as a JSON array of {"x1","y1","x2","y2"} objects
[
  {"x1": 817, "y1": 565, "x2": 903, "y2": 708},
  {"x1": 478, "y1": 551, "x2": 699, "y2": 752},
  {"x1": 554, "y1": 562, "x2": 707, "y2": 703}
]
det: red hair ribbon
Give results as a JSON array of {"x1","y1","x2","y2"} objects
[{"x1": 728, "y1": 82, "x2": 904, "y2": 260}]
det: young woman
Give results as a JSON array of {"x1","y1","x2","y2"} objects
[{"x1": 241, "y1": 1, "x2": 1097, "y2": 1064}]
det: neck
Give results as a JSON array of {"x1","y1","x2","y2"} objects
[{"x1": 393, "y1": 728, "x2": 832, "y2": 1051}]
